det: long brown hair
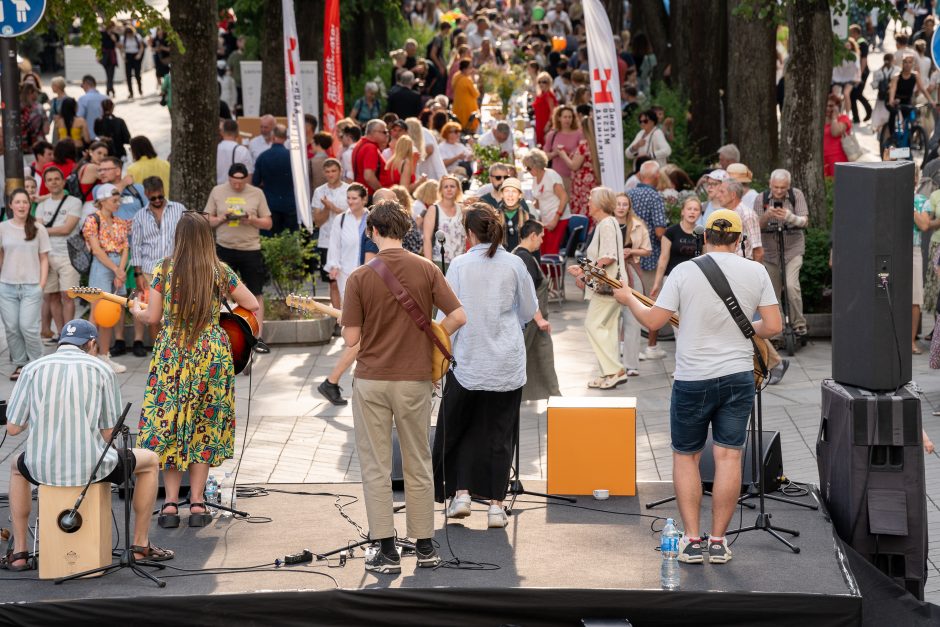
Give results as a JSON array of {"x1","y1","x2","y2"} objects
[
  {"x1": 8, "y1": 189, "x2": 38, "y2": 241},
  {"x1": 463, "y1": 203, "x2": 504, "y2": 258},
  {"x1": 168, "y1": 212, "x2": 227, "y2": 347}
]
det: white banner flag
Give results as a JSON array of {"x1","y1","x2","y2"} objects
[
  {"x1": 283, "y1": 0, "x2": 312, "y2": 232},
  {"x1": 583, "y1": 0, "x2": 625, "y2": 190}
]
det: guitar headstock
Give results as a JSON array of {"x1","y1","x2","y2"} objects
[
  {"x1": 286, "y1": 293, "x2": 315, "y2": 317},
  {"x1": 576, "y1": 257, "x2": 620, "y2": 289},
  {"x1": 66, "y1": 286, "x2": 103, "y2": 300}
]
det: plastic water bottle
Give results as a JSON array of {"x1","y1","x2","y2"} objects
[
  {"x1": 204, "y1": 476, "x2": 220, "y2": 517},
  {"x1": 220, "y1": 471, "x2": 234, "y2": 518},
  {"x1": 660, "y1": 518, "x2": 681, "y2": 590}
]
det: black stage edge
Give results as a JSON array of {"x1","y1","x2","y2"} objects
[{"x1": 0, "y1": 481, "x2": 887, "y2": 627}]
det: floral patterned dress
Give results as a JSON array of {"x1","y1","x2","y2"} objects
[
  {"x1": 136, "y1": 260, "x2": 239, "y2": 471},
  {"x1": 570, "y1": 142, "x2": 596, "y2": 224}
]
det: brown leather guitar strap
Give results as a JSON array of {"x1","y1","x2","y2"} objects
[{"x1": 367, "y1": 257, "x2": 454, "y2": 363}]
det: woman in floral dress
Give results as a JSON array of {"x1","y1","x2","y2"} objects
[
  {"x1": 132, "y1": 212, "x2": 259, "y2": 528},
  {"x1": 557, "y1": 116, "x2": 599, "y2": 226}
]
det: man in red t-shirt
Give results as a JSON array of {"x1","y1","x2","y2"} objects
[{"x1": 351, "y1": 119, "x2": 388, "y2": 196}]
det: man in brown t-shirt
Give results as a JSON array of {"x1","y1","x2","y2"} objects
[{"x1": 341, "y1": 200, "x2": 465, "y2": 575}]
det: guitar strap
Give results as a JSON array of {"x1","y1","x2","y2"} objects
[
  {"x1": 366, "y1": 256, "x2": 455, "y2": 364},
  {"x1": 692, "y1": 255, "x2": 769, "y2": 378}
]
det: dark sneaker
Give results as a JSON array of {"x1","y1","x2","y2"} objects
[
  {"x1": 254, "y1": 339, "x2": 271, "y2": 354},
  {"x1": 132, "y1": 341, "x2": 148, "y2": 357},
  {"x1": 677, "y1": 536, "x2": 704, "y2": 564},
  {"x1": 768, "y1": 359, "x2": 789, "y2": 385},
  {"x1": 365, "y1": 550, "x2": 401, "y2": 574},
  {"x1": 415, "y1": 545, "x2": 441, "y2": 568},
  {"x1": 317, "y1": 380, "x2": 348, "y2": 406},
  {"x1": 110, "y1": 340, "x2": 127, "y2": 356},
  {"x1": 708, "y1": 537, "x2": 732, "y2": 564}
]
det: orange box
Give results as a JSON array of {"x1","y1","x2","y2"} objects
[{"x1": 547, "y1": 396, "x2": 636, "y2": 496}]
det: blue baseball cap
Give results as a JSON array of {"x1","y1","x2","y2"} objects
[{"x1": 58, "y1": 319, "x2": 99, "y2": 346}]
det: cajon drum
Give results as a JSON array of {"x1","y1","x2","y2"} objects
[
  {"x1": 38, "y1": 483, "x2": 113, "y2": 579},
  {"x1": 547, "y1": 396, "x2": 637, "y2": 496}
]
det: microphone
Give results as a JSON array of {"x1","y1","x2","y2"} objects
[
  {"x1": 435, "y1": 230, "x2": 446, "y2": 245},
  {"x1": 57, "y1": 508, "x2": 83, "y2": 533},
  {"x1": 693, "y1": 224, "x2": 705, "y2": 236}
]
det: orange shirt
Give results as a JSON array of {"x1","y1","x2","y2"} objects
[{"x1": 452, "y1": 73, "x2": 480, "y2": 131}]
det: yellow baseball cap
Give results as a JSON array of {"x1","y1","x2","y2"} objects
[{"x1": 705, "y1": 209, "x2": 743, "y2": 233}]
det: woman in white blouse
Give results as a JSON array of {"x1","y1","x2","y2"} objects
[
  {"x1": 324, "y1": 183, "x2": 368, "y2": 300},
  {"x1": 625, "y1": 109, "x2": 672, "y2": 167},
  {"x1": 523, "y1": 148, "x2": 569, "y2": 255}
]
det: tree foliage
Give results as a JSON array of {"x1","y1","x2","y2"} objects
[{"x1": 44, "y1": 0, "x2": 180, "y2": 51}]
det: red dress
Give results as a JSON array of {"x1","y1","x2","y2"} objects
[
  {"x1": 569, "y1": 143, "x2": 596, "y2": 225},
  {"x1": 823, "y1": 115, "x2": 851, "y2": 178},
  {"x1": 533, "y1": 91, "x2": 558, "y2": 147}
]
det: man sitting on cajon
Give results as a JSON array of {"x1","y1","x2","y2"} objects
[{"x1": 2, "y1": 319, "x2": 174, "y2": 570}]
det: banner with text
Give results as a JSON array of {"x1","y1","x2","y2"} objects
[
  {"x1": 583, "y1": 0, "x2": 624, "y2": 190},
  {"x1": 322, "y1": 0, "x2": 344, "y2": 134},
  {"x1": 283, "y1": 0, "x2": 311, "y2": 231}
]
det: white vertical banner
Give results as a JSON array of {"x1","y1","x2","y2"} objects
[
  {"x1": 583, "y1": 0, "x2": 625, "y2": 190},
  {"x1": 300, "y1": 61, "x2": 319, "y2": 121},
  {"x1": 282, "y1": 0, "x2": 311, "y2": 231},
  {"x1": 240, "y1": 61, "x2": 263, "y2": 117}
]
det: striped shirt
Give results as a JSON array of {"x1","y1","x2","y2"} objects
[
  {"x1": 8, "y1": 345, "x2": 122, "y2": 486},
  {"x1": 130, "y1": 201, "x2": 186, "y2": 275}
]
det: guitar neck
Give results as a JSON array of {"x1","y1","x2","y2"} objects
[{"x1": 101, "y1": 293, "x2": 144, "y2": 310}]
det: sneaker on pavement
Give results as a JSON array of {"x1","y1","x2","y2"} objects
[
  {"x1": 254, "y1": 339, "x2": 271, "y2": 354},
  {"x1": 415, "y1": 545, "x2": 441, "y2": 568},
  {"x1": 677, "y1": 535, "x2": 704, "y2": 564},
  {"x1": 317, "y1": 380, "x2": 348, "y2": 406},
  {"x1": 365, "y1": 549, "x2": 401, "y2": 574},
  {"x1": 110, "y1": 340, "x2": 127, "y2": 357},
  {"x1": 768, "y1": 359, "x2": 790, "y2": 385},
  {"x1": 639, "y1": 346, "x2": 667, "y2": 361},
  {"x1": 446, "y1": 494, "x2": 472, "y2": 519},
  {"x1": 707, "y1": 537, "x2": 732, "y2": 564},
  {"x1": 487, "y1": 504, "x2": 508, "y2": 528},
  {"x1": 99, "y1": 355, "x2": 127, "y2": 374}
]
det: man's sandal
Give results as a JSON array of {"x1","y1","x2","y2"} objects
[
  {"x1": 130, "y1": 544, "x2": 175, "y2": 562},
  {"x1": 158, "y1": 502, "x2": 180, "y2": 529},
  {"x1": 2, "y1": 552, "x2": 35, "y2": 571},
  {"x1": 188, "y1": 502, "x2": 213, "y2": 527}
]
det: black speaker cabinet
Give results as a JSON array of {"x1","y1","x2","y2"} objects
[
  {"x1": 391, "y1": 425, "x2": 436, "y2": 491},
  {"x1": 698, "y1": 429, "x2": 783, "y2": 493},
  {"x1": 817, "y1": 379, "x2": 927, "y2": 599},
  {"x1": 832, "y1": 161, "x2": 913, "y2": 391}
]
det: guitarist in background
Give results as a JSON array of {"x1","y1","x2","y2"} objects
[
  {"x1": 613, "y1": 209, "x2": 781, "y2": 567},
  {"x1": 131, "y1": 212, "x2": 259, "y2": 530},
  {"x1": 340, "y1": 200, "x2": 466, "y2": 575}
]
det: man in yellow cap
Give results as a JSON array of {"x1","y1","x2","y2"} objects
[{"x1": 613, "y1": 209, "x2": 781, "y2": 567}]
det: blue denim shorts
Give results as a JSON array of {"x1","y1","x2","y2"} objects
[
  {"x1": 670, "y1": 371, "x2": 755, "y2": 454},
  {"x1": 88, "y1": 253, "x2": 126, "y2": 296}
]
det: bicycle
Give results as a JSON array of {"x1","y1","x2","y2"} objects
[{"x1": 879, "y1": 103, "x2": 929, "y2": 166}]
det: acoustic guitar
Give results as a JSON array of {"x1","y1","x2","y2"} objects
[
  {"x1": 574, "y1": 258, "x2": 770, "y2": 388},
  {"x1": 67, "y1": 287, "x2": 259, "y2": 375},
  {"x1": 285, "y1": 294, "x2": 453, "y2": 383}
]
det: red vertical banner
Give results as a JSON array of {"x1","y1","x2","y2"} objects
[{"x1": 322, "y1": 0, "x2": 344, "y2": 134}]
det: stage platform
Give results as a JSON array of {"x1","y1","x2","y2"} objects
[{"x1": 0, "y1": 481, "x2": 864, "y2": 626}]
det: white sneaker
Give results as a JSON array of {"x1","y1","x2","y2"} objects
[
  {"x1": 99, "y1": 355, "x2": 127, "y2": 374},
  {"x1": 487, "y1": 504, "x2": 508, "y2": 528},
  {"x1": 446, "y1": 494, "x2": 471, "y2": 519},
  {"x1": 639, "y1": 346, "x2": 667, "y2": 361}
]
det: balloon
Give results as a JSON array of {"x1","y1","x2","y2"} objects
[
  {"x1": 552, "y1": 36, "x2": 567, "y2": 52},
  {"x1": 92, "y1": 300, "x2": 122, "y2": 328}
]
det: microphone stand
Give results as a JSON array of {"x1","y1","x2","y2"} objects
[
  {"x1": 56, "y1": 403, "x2": 166, "y2": 586},
  {"x1": 436, "y1": 232, "x2": 447, "y2": 274}
]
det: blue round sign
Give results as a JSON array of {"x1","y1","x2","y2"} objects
[
  {"x1": 0, "y1": 0, "x2": 47, "y2": 38},
  {"x1": 933, "y1": 28, "x2": 940, "y2": 72}
]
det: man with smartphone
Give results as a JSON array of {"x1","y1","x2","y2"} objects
[{"x1": 754, "y1": 169, "x2": 809, "y2": 341}]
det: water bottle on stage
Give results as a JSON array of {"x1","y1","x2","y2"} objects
[
  {"x1": 660, "y1": 518, "x2": 680, "y2": 590},
  {"x1": 205, "y1": 476, "x2": 220, "y2": 517}
]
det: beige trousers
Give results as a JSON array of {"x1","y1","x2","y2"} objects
[
  {"x1": 585, "y1": 295, "x2": 622, "y2": 376},
  {"x1": 352, "y1": 378, "x2": 435, "y2": 540},
  {"x1": 763, "y1": 255, "x2": 806, "y2": 331}
]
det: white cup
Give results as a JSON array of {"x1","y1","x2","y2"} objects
[{"x1": 593, "y1": 489, "x2": 609, "y2": 500}]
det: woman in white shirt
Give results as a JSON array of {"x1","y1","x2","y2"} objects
[
  {"x1": 625, "y1": 109, "x2": 672, "y2": 167},
  {"x1": 120, "y1": 25, "x2": 146, "y2": 100},
  {"x1": 831, "y1": 39, "x2": 861, "y2": 114},
  {"x1": 0, "y1": 189, "x2": 50, "y2": 381},
  {"x1": 324, "y1": 183, "x2": 368, "y2": 300},
  {"x1": 407, "y1": 117, "x2": 447, "y2": 181},
  {"x1": 422, "y1": 174, "x2": 466, "y2": 266},
  {"x1": 523, "y1": 148, "x2": 569, "y2": 255},
  {"x1": 437, "y1": 121, "x2": 473, "y2": 177}
]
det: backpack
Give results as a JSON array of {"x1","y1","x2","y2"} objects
[
  {"x1": 65, "y1": 164, "x2": 92, "y2": 202},
  {"x1": 876, "y1": 70, "x2": 891, "y2": 102}
]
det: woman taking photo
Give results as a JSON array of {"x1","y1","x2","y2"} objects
[
  {"x1": 422, "y1": 174, "x2": 466, "y2": 267},
  {"x1": 524, "y1": 149, "x2": 569, "y2": 255},
  {"x1": 82, "y1": 184, "x2": 132, "y2": 374},
  {"x1": 433, "y1": 203, "x2": 538, "y2": 529},
  {"x1": 0, "y1": 189, "x2": 50, "y2": 381},
  {"x1": 132, "y1": 212, "x2": 259, "y2": 528},
  {"x1": 52, "y1": 97, "x2": 90, "y2": 152},
  {"x1": 614, "y1": 193, "x2": 652, "y2": 378},
  {"x1": 543, "y1": 105, "x2": 584, "y2": 190},
  {"x1": 567, "y1": 187, "x2": 628, "y2": 389}
]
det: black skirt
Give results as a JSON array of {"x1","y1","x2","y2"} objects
[{"x1": 432, "y1": 371, "x2": 523, "y2": 502}]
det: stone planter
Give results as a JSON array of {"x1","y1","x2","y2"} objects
[
  {"x1": 805, "y1": 313, "x2": 831, "y2": 338},
  {"x1": 263, "y1": 316, "x2": 334, "y2": 345}
]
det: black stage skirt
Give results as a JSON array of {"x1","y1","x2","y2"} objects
[{"x1": 432, "y1": 371, "x2": 523, "y2": 502}]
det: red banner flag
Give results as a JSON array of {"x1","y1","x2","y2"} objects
[{"x1": 323, "y1": 0, "x2": 344, "y2": 134}]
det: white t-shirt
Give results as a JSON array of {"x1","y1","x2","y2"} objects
[
  {"x1": 217, "y1": 139, "x2": 254, "y2": 185},
  {"x1": 438, "y1": 140, "x2": 471, "y2": 173},
  {"x1": 532, "y1": 168, "x2": 569, "y2": 222},
  {"x1": 416, "y1": 127, "x2": 447, "y2": 181},
  {"x1": 247, "y1": 134, "x2": 290, "y2": 161},
  {"x1": 311, "y1": 181, "x2": 350, "y2": 249},
  {"x1": 36, "y1": 195, "x2": 83, "y2": 257},
  {"x1": 341, "y1": 146, "x2": 354, "y2": 182},
  {"x1": 741, "y1": 188, "x2": 759, "y2": 213},
  {"x1": 655, "y1": 252, "x2": 777, "y2": 381},
  {"x1": 478, "y1": 130, "x2": 515, "y2": 161},
  {"x1": 0, "y1": 221, "x2": 51, "y2": 284}
]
